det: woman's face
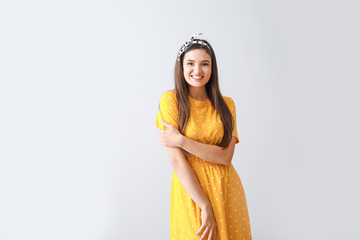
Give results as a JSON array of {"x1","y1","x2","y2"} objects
[{"x1": 183, "y1": 48, "x2": 212, "y2": 88}]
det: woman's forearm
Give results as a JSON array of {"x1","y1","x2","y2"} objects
[
  {"x1": 179, "y1": 135, "x2": 234, "y2": 165},
  {"x1": 168, "y1": 147, "x2": 211, "y2": 210}
]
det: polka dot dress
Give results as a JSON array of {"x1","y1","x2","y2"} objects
[{"x1": 156, "y1": 90, "x2": 252, "y2": 240}]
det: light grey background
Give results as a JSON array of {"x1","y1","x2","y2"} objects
[{"x1": 0, "y1": 0, "x2": 359, "y2": 239}]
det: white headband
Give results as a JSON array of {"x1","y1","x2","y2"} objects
[{"x1": 177, "y1": 33, "x2": 211, "y2": 61}]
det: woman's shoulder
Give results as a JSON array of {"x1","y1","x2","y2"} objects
[
  {"x1": 222, "y1": 95, "x2": 235, "y2": 105},
  {"x1": 221, "y1": 95, "x2": 237, "y2": 116},
  {"x1": 162, "y1": 89, "x2": 176, "y2": 97},
  {"x1": 160, "y1": 89, "x2": 177, "y2": 105}
]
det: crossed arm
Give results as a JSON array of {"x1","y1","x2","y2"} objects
[
  {"x1": 159, "y1": 120, "x2": 237, "y2": 166},
  {"x1": 180, "y1": 135, "x2": 237, "y2": 165}
]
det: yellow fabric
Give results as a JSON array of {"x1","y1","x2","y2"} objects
[{"x1": 156, "y1": 89, "x2": 252, "y2": 240}]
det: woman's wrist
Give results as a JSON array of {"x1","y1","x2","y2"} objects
[
  {"x1": 199, "y1": 200, "x2": 212, "y2": 211},
  {"x1": 178, "y1": 134, "x2": 186, "y2": 148}
]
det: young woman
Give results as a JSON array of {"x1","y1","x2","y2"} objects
[{"x1": 156, "y1": 33, "x2": 252, "y2": 240}]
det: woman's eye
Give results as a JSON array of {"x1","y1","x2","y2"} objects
[{"x1": 186, "y1": 62, "x2": 209, "y2": 66}]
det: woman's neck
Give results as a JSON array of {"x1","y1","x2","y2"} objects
[{"x1": 188, "y1": 86, "x2": 208, "y2": 101}]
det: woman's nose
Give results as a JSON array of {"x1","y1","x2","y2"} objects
[{"x1": 193, "y1": 64, "x2": 203, "y2": 73}]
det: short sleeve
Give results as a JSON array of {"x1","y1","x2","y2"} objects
[
  {"x1": 155, "y1": 90, "x2": 179, "y2": 130},
  {"x1": 227, "y1": 97, "x2": 240, "y2": 144}
]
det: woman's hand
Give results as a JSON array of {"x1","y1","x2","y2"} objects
[
  {"x1": 195, "y1": 205, "x2": 218, "y2": 240},
  {"x1": 157, "y1": 120, "x2": 183, "y2": 148}
]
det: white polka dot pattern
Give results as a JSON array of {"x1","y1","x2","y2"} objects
[{"x1": 156, "y1": 90, "x2": 252, "y2": 239}]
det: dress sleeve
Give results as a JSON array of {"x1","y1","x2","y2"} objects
[
  {"x1": 155, "y1": 91, "x2": 179, "y2": 130},
  {"x1": 227, "y1": 97, "x2": 240, "y2": 144}
]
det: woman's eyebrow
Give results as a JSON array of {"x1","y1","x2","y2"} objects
[{"x1": 185, "y1": 59, "x2": 211, "y2": 62}]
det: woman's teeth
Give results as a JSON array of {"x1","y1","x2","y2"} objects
[{"x1": 192, "y1": 75, "x2": 203, "y2": 79}]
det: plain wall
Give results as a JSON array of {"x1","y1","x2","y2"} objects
[{"x1": 0, "y1": 0, "x2": 359, "y2": 239}]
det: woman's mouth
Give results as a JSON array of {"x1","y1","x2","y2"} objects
[{"x1": 191, "y1": 75, "x2": 203, "y2": 81}]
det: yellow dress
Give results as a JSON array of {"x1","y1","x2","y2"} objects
[{"x1": 156, "y1": 89, "x2": 252, "y2": 240}]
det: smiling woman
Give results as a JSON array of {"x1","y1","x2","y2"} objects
[
  {"x1": 155, "y1": 33, "x2": 252, "y2": 240},
  {"x1": 183, "y1": 49, "x2": 212, "y2": 92}
]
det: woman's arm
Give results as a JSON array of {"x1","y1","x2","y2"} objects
[
  {"x1": 166, "y1": 146, "x2": 212, "y2": 209},
  {"x1": 179, "y1": 135, "x2": 237, "y2": 165},
  {"x1": 159, "y1": 120, "x2": 237, "y2": 165},
  {"x1": 166, "y1": 146, "x2": 218, "y2": 238}
]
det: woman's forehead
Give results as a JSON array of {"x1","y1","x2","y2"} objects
[{"x1": 183, "y1": 48, "x2": 211, "y2": 61}]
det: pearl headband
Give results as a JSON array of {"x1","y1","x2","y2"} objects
[{"x1": 177, "y1": 33, "x2": 211, "y2": 61}]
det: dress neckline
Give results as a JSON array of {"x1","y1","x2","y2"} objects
[
  {"x1": 188, "y1": 95, "x2": 210, "y2": 108},
  {"x1": 188, "y1": 95, "x2": 209, "y2": 103}
]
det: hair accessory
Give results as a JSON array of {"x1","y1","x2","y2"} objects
[{"x1": 177, "y1": 33, "x2": 211, "y2": 61}]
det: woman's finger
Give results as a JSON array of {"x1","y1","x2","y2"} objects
[
  {"x1": 195, "y1": 224, "x2": 206, "y2": 238},
  {"x1": 208, "y1": 228, "x2": 216, "y2": 240},
  {"x1": 199, "y1": 226, "x2": 209, "y2": 240}
]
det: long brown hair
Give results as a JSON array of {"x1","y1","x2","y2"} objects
[{"x1": 174, "y1": 39, "x2": 235, "y2": 153}]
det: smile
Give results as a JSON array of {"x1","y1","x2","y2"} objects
[{"x1": 191, "y1": 75, "x2": 203, "y2": 80}]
